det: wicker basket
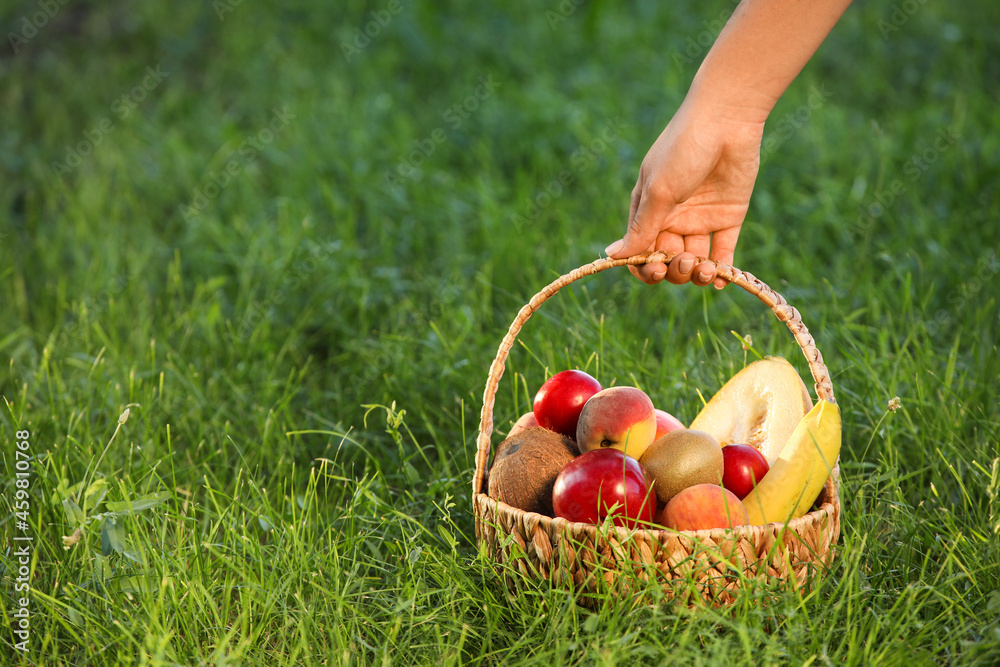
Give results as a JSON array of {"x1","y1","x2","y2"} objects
[{"x1": 472, "y1": 251, "x2": 841, "y2": 606}]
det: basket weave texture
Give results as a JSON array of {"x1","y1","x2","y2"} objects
[{"x1": 472, "y1": 252, "x2": 841, "y2": 605}]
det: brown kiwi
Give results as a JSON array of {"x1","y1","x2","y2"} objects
[
  {"x1": 488, "y1": 427, "x2": 577, "y2": 516},
  {"x1": 639, "y1": 429, "x2": 723, "y2": 505}
]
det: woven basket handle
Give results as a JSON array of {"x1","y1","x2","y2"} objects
[{"x1": 473, "y1": 251, "x2": 836, "y2": 496}]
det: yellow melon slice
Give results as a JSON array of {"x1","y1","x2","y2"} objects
[{"x1": 689, "y1": 357, "x2": 812, "y2": 464}]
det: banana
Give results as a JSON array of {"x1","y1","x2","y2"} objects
[{"x1": 742, "y1": 399, "x2": 841, "y2": 525}]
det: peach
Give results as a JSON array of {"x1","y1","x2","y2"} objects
[
  {"x1": 507, "y1": 411, "x2": 540, "y2": 439},
  {"x1": 660, "y1": 484, "x2": 749, "y2": 531},
  {"x1": 575, "y1": 386, "x2": 657, "y2": 459}
]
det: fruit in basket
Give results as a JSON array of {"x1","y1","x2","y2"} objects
[
  {"x1": 689, "y1": 357, "x2": 812, "y2": 464},
  {"x1": 489, "y1": 427, "x2": 578, "y2": 516},
  {"x1": 576, "y1": 386, "x2": 657, "y2": 459},
  {"x1": 640, "y1": 429, "x2": 724, "y2": 504},
  {"x1": 742, "y1": 399, "x2": 841, "y2": 525},
  {"x1": 721, "y1": 444, "x2": 771, "y2": 500},
  {"x1": 660, "y1": 484, "x2": 749, "y2": 531},
  {"x1": 552, "y1": 448, "x2": 655, "y2": 528},
  {"x1": 532, "y1": 370, "x2": 602, "y2": 438},
  {"x1": 507, "y1": 411, "x2": 540, "y2": 439},
  {"x1": 654, "y1": 408, "x2": 685, "y2": 440}
]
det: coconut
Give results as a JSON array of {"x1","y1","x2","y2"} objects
[{"x1": 488, "y1": 427, "x2": 577, "y2": 516}]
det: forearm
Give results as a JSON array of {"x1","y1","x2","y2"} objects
[{"x1": 687, "y1": 0, "x2": 852, "y2": 122}]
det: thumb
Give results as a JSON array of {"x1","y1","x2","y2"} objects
[{"x1": 605, "y1": 186, "x2": 673, "y2": 258}]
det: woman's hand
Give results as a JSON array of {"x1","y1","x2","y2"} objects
[
  {"x1": 604, "y1": 99, "x2": 764, "y2": 289},
  {"x1": 606, "y1": 0, "x2": 852, "y2": 288}
]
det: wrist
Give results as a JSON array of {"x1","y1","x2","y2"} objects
[
  {"x1": 677, "y1": 77, "x2": 772, "y2": 137},
  {"x1": 685, "y1": 68, "x2": 776, "y2": 126}
]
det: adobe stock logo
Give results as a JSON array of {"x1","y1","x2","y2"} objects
[
  {"x1": 877, "y1": 0, "x2": 930, "y2": 39},
  {"x1": 382, "y1": 75, "x2": 500, "y2": 189},
  {"x1": 925, "y1": 249, "x2": 999, "y2": 336},
  {"x1": 341, "y1": 0, "x2": 404, "y2": 63},
  {"x1": 761, "y1": 84, "x2": 833, "y2": 158},
  {"x1": 670, "y1": 4, "x2": 736, "y2": 70},
  {"x1": 214, "y1": 0, "x2": 247, "y2": 21},
  {"x1": 510, "y1": 117, "x2": 627, "y2": 231},
  {"x1": 231, "y1": 238, "x2": 341, "y2": 342},
  {"x1": 850, "y1": 126, "x2": 960, "y2": 239},
  {"x1": 7, "y1": 0, "x2": 70, "y2": 54},
  {"x1": 50, "y1": 63, "x2": 171, "y2": 179},
  {"x1": 545, "y1": 0, "x2": 585, "y2": 30},
  {"x1": 179, "y1": 107, "x2": 296, "y2": 223}
]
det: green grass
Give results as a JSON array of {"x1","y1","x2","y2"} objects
[{"x1": 2, "y1": 0, "x2": 999, "y2": 664}]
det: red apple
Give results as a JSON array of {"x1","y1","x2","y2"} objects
[
  {"x1": 576, "y1": 386, "x2": 657, "y2": 459},
  {"x1": 653, "y1": 408, "x2": 685, "y2": 441},
  {"x1": 552, "y1": 448, "x2": 655, "y2": 529},
  {"x1": 721, "y1": 444, "x2": 770, "y2": 500},
  {"x1": 532, "y1": 370, "x2": 602, "y2": 439},
  {"x1": 660, "y1": 484, "x2": 748, "y2": 531}
]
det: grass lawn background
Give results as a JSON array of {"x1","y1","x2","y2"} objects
[{"x1": 2, "y1": 0, "x2": 999, "y2": 664}]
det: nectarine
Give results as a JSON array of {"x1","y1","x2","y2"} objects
[
  {"x1": 654, "y1": 409, "x2": 685, "y2": 441},
  {"x1": 576, "y1": 386, "x2": 657, "y2": 459},
  {"x1": 507, "y1": 411, "x2": 540, "y2": 439},
  {"x1": 660, "y1": 484, "x2": 748, "y2": 531}
]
